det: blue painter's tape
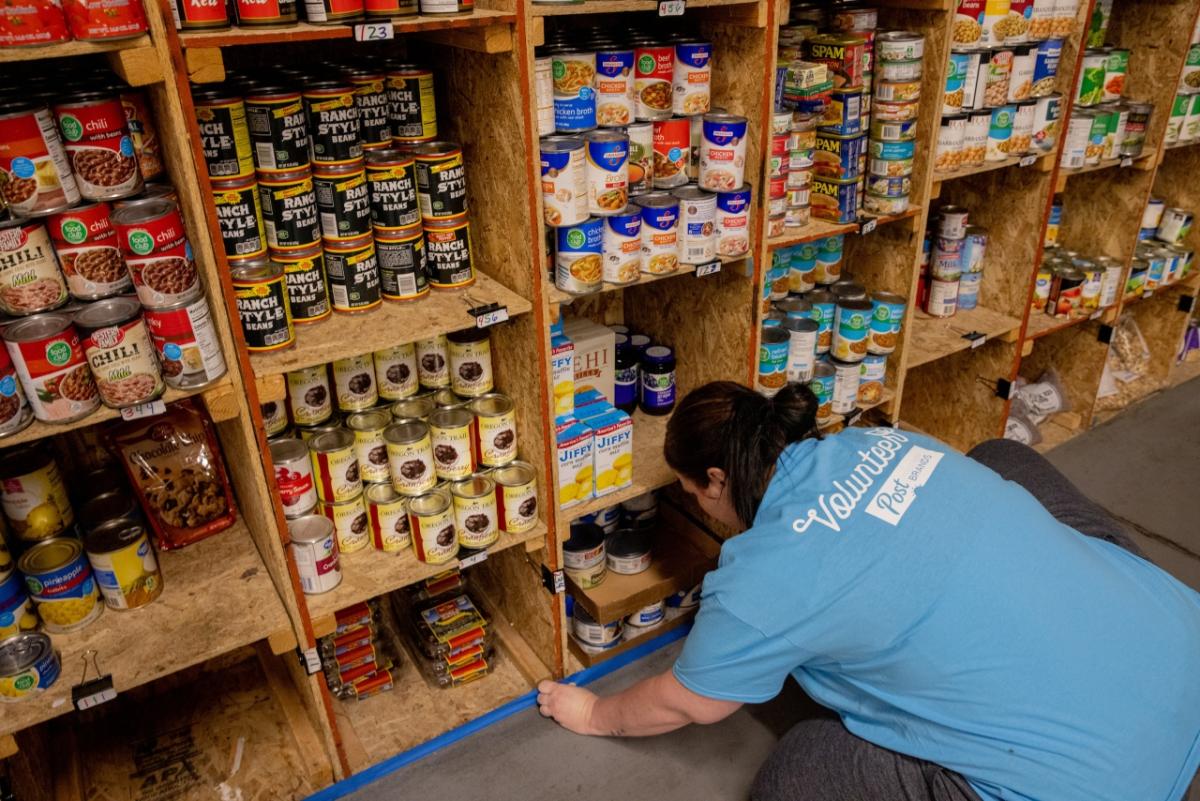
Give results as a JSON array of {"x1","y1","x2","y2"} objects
[{"x1": 303, "y1": 622, "x2": 693, "y2": 801}]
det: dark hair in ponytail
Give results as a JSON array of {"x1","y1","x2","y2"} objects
[{"x1": 664, "y1": 381, "x2": 821, "y2": 527}]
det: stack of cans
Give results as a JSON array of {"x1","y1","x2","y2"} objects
[
  {"x1": 867, "y1": 31, "x2": 925, "y2": 215},
  {"x1": 923, "y1": 205, "x2": 978, "y2": 318}
]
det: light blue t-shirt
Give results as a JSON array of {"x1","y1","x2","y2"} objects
[{"x1": 674, "y1": 427, "x2": 1200, "y2": 801}]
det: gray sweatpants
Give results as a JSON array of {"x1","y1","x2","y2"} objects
[{"x1": 749, "y1": 438, "x2": 1145, "y2": 801}]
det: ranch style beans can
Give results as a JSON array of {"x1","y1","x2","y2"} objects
[
  {"x1": 143, "y1": 288, "x2": 227, "y2": 390},
  {"x1": 699, "y1": 113, "x2": 748, "y2": 192},
  {"x1": 273, "y1": 243, "x2": 331, "y2": 323},
  {"x1": 413, "y1": 141, "x2": 467, "y2": 220},
  {"x1": 0, "y1": 346, "x2": 34, "y2": 438},
  {"x1": 450, "y1": 474, "x2": 497, "y2": 549},
  {"x1": 342, "y1": 69, "x2": 391, "y2": 149},
  {"x1": 313, "y1": 159, "x2": 372, "y2": 242},
  {"x1": 309, "y1": 428, "x2": 362, "y2": 504},
  {"x1": 424, "y1": 215, "x2": 474, "y2": 289},
  {"x1": 18, "y1": 538, "x2": 102, "y2": 633},
  {"x1": 110, "y1": 198, "x2": 200, "y2": 308},
  {"x1": 585, "y1": 130, "x2": 630, "y2": 217},
  {"x1": 324, "y1": 233, "x2": 381, "y2": 312},
  {"x1": 83, "y1": 521, "x2": 161, "y2": 611},
  {"x1": 193, "y1": 87, "x2": 254, "y2": 180},
  {"x1": 0, "y1": 103, "x2": 79, "y2": 217},
  {"x1": 491, "y1": 460, "x2": 537, "y2": 533},
  {"x1": 365, "y1": 148, "x2": 420, "y2": 231},
  {"x1": 409, "y1": 489, "x2": 457, "y2": 564},
  {"x1": 416, "y1": 335, "x2": 449, "y2": 388},
  {"x1": 470, "y1": 392, "x2": 516, "y2": 467},
  {"x1": 233, "y1": 0, "x2": 297, "y2": 25},
  {"x1": 259, "y1": 170, "x2": 321, "y2": 251},
  {"x1": 244, "y1": 85, "x2": 310, "y2": 174},
  {"x1": 374, "y1": 343, "x2": 418, "y2": 400},
  {"x1": 320, "y1": 493, "x2": 369, "y2": 554},
  {"x1": 303, "y1": 0, "x2": 363, "y2": 24},
  {"x1": 376, "y1": 225, "x2": 428, "y2": 300},
  {"x1": 231, "y1": 259, "x2": 294, "y2": 351},
  {"x1": 288, "y1": 514, "x2": 341, "y2": 594},
  {"x1": 0, "y1": 0, "x2": 69, "y2": 44},
  {"x1": 428, "y1": 407, "x2": 475, "y2": 481},
  {"x1": 170, "y1": 0, "x2": 230, "y2": 28},
  {"x1": 384, "y1": 419, "x2": 436, "y2": 496},
  {"x1": 211, "y1": 176, "x2": 268, "y2": 260},
  {"x1": 387, "y1": 65, "x2": 437, "y2": 144},
  {"x1": 365, "y1": 483, "x2": 410, "y2": 552},
  {"x1": 0, "y1": 220, "x2": 69, "y2": 316},
  {"x1": 540, "y1": 136, "x2": 588, "y2": 228},
  {"x1": 673, "y1": 185, "x2": 716, "y2": 265},
  {"x1": 287, "y1": 364, "x2": 333, "y2": 426},
  {"x1": 303, "y1": 81, "x2": 362, "y2": 165},
  {"x1": 333, "y1": 353, "x2": 378, "y2": 412},
  {"x1": 74, "y1": 297, "x2": 164, "y2": 409},
  {"x1": 446, "y1": 328, "x2": 492, "y2": 398},
  {"x1": 48, "y1": 202, "x2": 131, "y2": 301},
  {"x1": 2, "y1": 314, "x2": 99, "y2": 424},
  {"x1": 637, "y1": 192, "x2": 680, "y2": 275},
  {"x1": 346, "y1": 409, "x2": 391, "y2": 484},
  {"x1": 52, "y1": 92, "x2": 142, "y2": 201}
]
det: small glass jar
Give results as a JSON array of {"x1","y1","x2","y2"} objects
[{"x1": 639, "y1": 345, "x2": 676, "y2": 415}]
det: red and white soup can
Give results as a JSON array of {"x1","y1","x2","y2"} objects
[{"x1": 110, "y1": 198, "x2": 199, "y2": 308}]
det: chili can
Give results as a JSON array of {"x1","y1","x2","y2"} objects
[
  {"x1": 325, "y1": 233, "x2": 382, "y2": 312},
  {"x1": 244, "y1": 85, "x2": 310, "y2": 174},
  {"x1": 409, "y1": 489, "x2": 457, "y2": 564},
  {"x1": 332, "y1": 353, "x2": 378, "y2": 412},
  {"x1": 270, "y1": 437, "x2": 319, "y2": 517},
  {"x1": 309, "y1": 428, "x2": 362, "y2": 504},
  {"x1": 0, "y1": 219, "x2": 68, "y2": 316},
  {"x1": 416, "y1": 335, "x2": 449, "y2": 389},
  {"x1": 52, "y1": 92, "x2": 142, "y2": 201},
  {"x1": 232, "y1": 259, "x2": 293, "y2": 352},
  {"x1": 413, "y1": 141, "x2": 467, "y2": 220},
  {"x1": 287, "y1": 364, "x2": 333, "y2": 427},
  {"x1": 386, "y1": 65, "x2": 437, "y2": 144},
  {"x1": 376, "y1": 225, "x2": 428, "y2": 301},
  {"x1": 289, "y1": 515, "x2": 341, "y2": 594},
  {"x1": 384, "y1": 419, "x2": 436, "y2": 496},
  {"x1": 74, "y1": 297, "x2": 163, "y2": 409},
  {"x1": 110, "y1": 198, "x2": 200, "y2": 307},
  {"x1": 320, "y1": 493, "x2": 370, "y2": 554},
  {"x1": 273, "y1": 243, "x2": 331, "y2": 324},
  {"x1": 0, "y1": 346, "x2": 33, "y2": 439},
  {"x1": 347, "y1": 409, "x2": 391, "y2": 484},
  {"x1": 365, "y1": 148, "x2": 420, "y2": 231},
  {"x1": 374, "y1": 342, "x2": 418, "y2": 401},
  {"x1": 193, "y1": 87, "x2": 254, "y2": 180},
  {"x1": 19, "y1": 538, "x2": 102, "y2": 633},
  {"x1": 83, "y1": 521, "x2": 161, "y2": 611},
  {"x1": 492, "y1": 460, "x2": 537, "y2": 533},
  {"x1": 48, "y1": 202, "x2": 131, "y2": 301},
  {"x1": 0, "y1": 103, "x2": 79, "y2": 216},
  {"x1": 0, "y1": 0, "x2": 69, "y2": 45},
  {"x1": 365, "y1": 483, "x2": 410, "y2": 552},
  {"x1": 424, "y1": 214, "x2": 474, "y2": 289},
  {"x1": 2, "y1": 314, "x2": 99, "y2": 424},
  {"x1": 303, "y1": 81, "x2": 362, "y2": 166},
  {"x1": 211, "y1": 176, "x2": 267, "y2": 260},
  {"x1": 313, "y1": 159, "x2": 372, "y2": 242},
  {"x1": 450, "y1": 474, "x2": 497, "y2": 549}
]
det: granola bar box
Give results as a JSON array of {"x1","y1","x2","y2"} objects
[{"x1": 108, "y1": 399, "x2": 237, "y2": 549}]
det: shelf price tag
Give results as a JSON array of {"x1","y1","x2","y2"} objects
[
  {"x1": 860, "y1": 219, "x2": 877, "y2": 235},
  {"x1": 470, "y1": 302, "x2": 509, "y2": 329},
  {"x1": 298, "y1": 647, "x2": 321, "y2": 675},
  {"x1": 658, "y1": 0, "x2": 686, "y2": 15},
  {"x1": 353, "y1": 22, "x2": 393, "y2": 41},
  {"x1": 1018, "y1": 155, "x2": 1037, "y2": 167},
  {"x1": 962, "y1": 331, "x2": 986, "y2": 349},
  {"x1": 72, "y1": 650, "x2": 117, "y2": 712},
  {"x1": 458, "y1": 548, "x2": 488, "y2": 569},
  {"x1": 1090, "y1": 309, "x2": 1104, "y2": 320},
  {"x1": 695, "y1": 260, "x2": 722, "y2": 277},
  {"x1": 120, "y1": 399, "x2": 166, "y2": 421},
  {"x1": 1120, "y1": 157, "x2": 1133, "y2": 168}
]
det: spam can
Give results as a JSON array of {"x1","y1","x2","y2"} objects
[
  {"x1": 84, "y1": 521, "x2": 162, "y2": 610},
  {"x1": 17, "y1": 538, "x2": 102, "y2": 634},
  {"x1": 811, "y1": 175, "x2": 859, "y2": 223},
  {"x1": 0, "y1": 632, "x2": 60, "y2": 702}
]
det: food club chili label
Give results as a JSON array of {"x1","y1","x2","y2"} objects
[{"x1": 115, "y1": 210, "x2": 199, "y2": 307}]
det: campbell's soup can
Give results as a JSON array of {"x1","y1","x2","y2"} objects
[
  {"x1": 170, "y1": 0, "x2": 230, "y2": 28},
  {"x1": 110, "y1": 198, "x2": 199, "y2": 308},
  {"x1": 288, "y1": 515, "x2": 341, "y2": 594},
  {"x1": 234, "y1": 0, "x2": 297, "y2": 24},
  {"x1": 63, "y1": 0, "x2": 145, "y2": 38},
  {"x1": 142, "y1": 289, "x2": 227, "y2": 390},
  {"x1": 0, "y1": 0, "x2": 69, "y2": 45},
  {"x1": 0, "y1": 104, "x2": 79, "y2": 217},
  {"x1": 2, "y1": 313, "x2": 100, "y2": 424},
  {"x1": 47, "y1": 202, "x2": 131, "y2": 301}
]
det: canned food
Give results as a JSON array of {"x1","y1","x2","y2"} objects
[
  {"x1": 0, "y1": 633, "x2": 61, "y2": 702},
  {"x1": 409, "y1": 489, "x2": 457, "y2": 564},
  {"x1": 491, "y1": 459, "x2": 537, "y2": 533},
  {"x1": 193, "y1": 88, "x2": 253, "y2": 180},
  {"x1": 309, "y1": 428, "x2": 361, "y2": 504},
  {"x1": 858, "y1": 353, "x2": 887, "y2": 404},
  {"x1": 876, "y1": 30, "x2": 924, "y2": 61},
  {"x1": 416, "y1": 335, "x2": 449, "y2": 388},
  {"x1": 595, "y1": 46, "x2": 636, "y2": 127},
  {"x1": 320, "y1": 493, "x2": 370, "y2": 554},
  {"x1": 270, "y1": 437, "x2": 318, "y2": 517},
  {"x1": 346, "y1": 409, "x2": 391, "y2": 484},
  {"x1": 345, "y1": 69, "x2": 390, "y2": 148},
  {"x1": 673, "y1": 40, "x2": 712, "y2": 116},
  {"x1": 2, "y1": 314, "x2": 99, "y2": 424},
  {"x1": 365, "y1": 482, "x2": 410, "y2": 552},
  {"x1": 376, "y1": 225, "x2": 428, "y2": 301},
  {"x1": 83, "y1": 521, "x2": 161, "y2": 611},
  {"x1": 384, "y1": 419, "x2": 436, "y2": 496},
  {"x1": 868, "y1": 292, "x2": 905, "y2": 355},
  {"x1": 303, "y1": 81, "x2": 362, "y2": 164},
  {"x1": 374, "y1": 343, "x2": 418, "y2": 401},
  {"x1": 450, "y1": 474, "x2": 498, "y2": 549},
  {"x1": 232, "y1": 259, "x2": 293, "y2": 351},
  {"x1": 637, "y1": 192, "x2": 680, "y2": 275},
  {"x1": 233, "y1": 0, "x2": 296, "y2": 25},
  {"x1": 257, "y1": 169, "x2": 320, "y2": 251},
  {"x1": 556, "y1": 217, "x2": 603, "y2": 293},
  {"x1": 75, "y1": 296, "x2": 164, "y2": 408},
  {"x1": 364, "y1": 148, "x2": 420, "y2": 232},
  {"x1": 387, "y1": 66, "x2": 437, "y2": 143},
  {"x1": 53, "y1": 93, "x2": 143, "y2": 201},
  {"x1": 0, "y1": 104, "x2": 79, "y2": 216},
  {"x1": 540, "y1": 136, "x2": 587, "y2": 227},
  {"x1": 808, "y1": 361, "x2": 835, "y2": 425},
  {"x1": 757, "y1": 326, "x2": 789, "y2": 396},
  {"x1": 445, "y1": 327, "x2": 492, "y2": 398},
  {"x1": 0, "y1": 345, "x2": 32, "y2": 439},
  {"x1": 287, "y1": 364, "x2": 332, "y2": 427},
  {"x1": 0, "y1": 0, "x2": 69, "y2": 44},
  {"x1": 715, "y1": 185, "x2": 751, "y2": 258},
  {"x1": 0, "y1": 564, "x2": 37, "y2": 640},
  {"x1": 832, "y1": 299, "x2": 872, "y2": 363},
  {"x1": 673, "y1": 186, "x2": 716, "y2": 265},
  {"x1": 313, "y1": 160, "x2": 372, "y2": 242},
  {"x1": 19, "y1": 537, "x2": 102, "y2": 633},
  {"x1": 210, "y1": 177, "x2": 267, "y2": 260},
  {"x1": 332, "y1": 353, "x2": 378, "y2": 412},
  {"x1": 424, "y1": 215, "x2": 474, "y2": 289},
  {"x1": 550, "y1": 46, "x2": 597, "y2": 133},
  {"x1": 634, "y1": 42, "x2": 674, "y2": 120},
  {"x1": 468, "y1": 392, "x2": 515, "y2": 467},
  {"x1": 699, "y1": 113, "x2": 748, "y2": 192},
  {"x1": 413, "y1": 141, "x2": 466, "y2": 220},
  {"x1": 244, "y1": 86, "x2": 309, "y2": 174},
  {"x1": 325, "y1": 233, "x2": 382, "y2": 311},
  {"x1": 428, "y1": 407, "x2": 475, "y2": 481},
  {"x1": 783, "y1": 317, "x2": 818, "y2": 382},
  {"x1": 0, "y1": 220, "x2": 68, "y2": 317},
  {"x1": 925, "y1": 276, "x2": 960, "y2": 317},
  {"x1": 602, "y1": 207, "x2": 642, "y2": 283},
  {"x1": 289, "y1": 514, "x2": 341, "y2": 594},
  {"x1": 270, "y1": 245, "x2": 329, "y2": 324},
  {"x1": 831, "y1": 358, "x2": 860, "y2": 414},
  {"x1": 110, "y1": 198, "x2": 199, "y2": 307},
  {"x1": 585, "y1": 130, "x2": 629, "y2": 216},
  {"x1": 564, "y1": 524, "x2": 606, "y2": 588}
]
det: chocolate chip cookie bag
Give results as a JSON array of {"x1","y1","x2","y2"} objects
[{"x1": 107, "y1": 399, "x2": 237, "y2": 550}]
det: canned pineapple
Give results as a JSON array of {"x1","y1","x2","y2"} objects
[{"x1": 17, "y1": 538, "x2": 102, "y2": 633}]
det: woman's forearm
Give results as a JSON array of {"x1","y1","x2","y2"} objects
[{"x1": 587, "y1": 671, "x2": 698, "y2": 737}]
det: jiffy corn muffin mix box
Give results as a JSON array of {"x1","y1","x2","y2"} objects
[
  {"x1": 576, "y1": 405, "x2": 633, "y2": 497},
  {"x1": 555, "y1": 417, "x2": 594, "y2": 508}
]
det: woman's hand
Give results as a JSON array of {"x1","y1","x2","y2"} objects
[{"x1": 537, "y1": 680, "x2": 599, "y2": 735}]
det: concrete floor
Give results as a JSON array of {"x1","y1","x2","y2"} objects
[{"x1": 343, "y1": 378, "x2": 1200, "y2": 801}]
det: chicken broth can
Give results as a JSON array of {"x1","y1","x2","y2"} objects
[{"x1": 540, "y1": 136, "x2": 587, "y2": 228}]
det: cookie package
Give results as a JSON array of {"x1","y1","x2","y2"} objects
[{"x1": 107, "y1": 398, "x2": 238, "y2": 550}]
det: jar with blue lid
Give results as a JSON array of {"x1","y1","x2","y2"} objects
[{"x1": 639, "y1": 345, "x2": 676, "y2": 415}]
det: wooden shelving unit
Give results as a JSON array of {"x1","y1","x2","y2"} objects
[{"x1": 0, "y1": 34, "x2": 152, "y2": 62}]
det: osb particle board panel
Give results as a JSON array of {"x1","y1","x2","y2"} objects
[
  {"x1": 1121, "y1": 286, "x2": 1193, "y2": 383},
  {"x1": 1059, "y1": 167, "x2": 1155, "y2": 269},
  {"x1": 899, "y1": 338, "x2": 1017, "y2": 451},
  {"x1": 1018, "y1": 320, "x2": 1109, "y2": 427},
  {"x1": 57, "y1": 657, "x2": 322, "y2": 801},
  {"x1": 1154, "y1": 145, "x2": 1200, "y2": 255},
  {"x1": 472, "y1": 545, "x2": 563, "y2": 677},
  {"x1": 905, "y1": 305, "x2": 1022, "y2": 368},
  {"x1": 707, "y1": 21, "x2": 767, "y2": 195}
]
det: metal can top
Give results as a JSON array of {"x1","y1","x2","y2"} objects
[
  {"x1": 347, "y1": 409, "x2": 390, "y2": 433},
  {"x1": 584, "y1": 129, "x2": 629, "y2": 144},
  {"x1": 313, "y1": 159, "x2": 366, "y2": 177},
  {"x1": 470, "y1": 392, "x2": 513, "y2": 419},
  {"x1": 450, "y1": 473, "x2": 494, "y2": 501},
  {"x1": 365, "y1": 148, "x2": 415, "y2": 168},
  {"x1": 73, "y1": 296, "x2": 141, "y2": 331},
  {"x1": 491, "y1": 459, "x2": 535, "y2": 488},
  {"x1": 391, "y1": 397, "x2": 435, "y2": 421},
  {"x1": 17, "y1": 537, "x2": 83, "y2": 576},
  {"x1": 289, "y1": 513, "x2": 335, "y2": 545},
  {"x1": 606, "y1": 527, "x2": 651, "y2": 558},
  {"x1": 384, "y1": 418, "x2": 431, "y2": 446},
  {"x1": 269, "y1": 437, "x2": 309, "y2": 465},
  {"x1": 259, "y1": 168, "x2": 313, "y2": 185},
  {"x1": 409, "y1": 488, "x2": 450, "y2": 516},
  {"x1": 191, "y1": 84, "x2": 242, "y2": 104},
  {"x1": 671, "y1": 185, "x2": 716, "y2": 203},
  {"x1": 309, "y1": 427, "x2": 354, "y2": 454},
  {"x1": 761, "y1": 326, "x2": 790, "y2": 345},
  {"x1": 231, "y1": 259, "x2": 284, "y2": 284},
  {"x1": 782, "y1": 316, "x2": 820, "y2": 333},
  {"x1": 0, "y1": 632, "x2": 52, "y2": 677},
  {"x1": 0, "y1": 313, "x2": 73, "y2": 345},
  {"x1": 365, "y1": 482, "x2": 403, "y2": 505},
  {"x1": 432, "y1": 388, "x2": 468, "y2": 410},
  {"x1": 540, "y1": 136, "x2": 585, "y2": 153},
  {"x1": 109, "y1": 197, "x2": 178, "y2": 227},
  {"x1": 429, "y1": 407, "x2": 473, "y2": 430},
  {"x1": 701, "y1": 111, "x2": 749, "y2": 126},
  {"x1": 411, "y1": 141, "x2": 463, "y2": 160},
  {"x1": 812, "y1": 361, "x2": 837, "y2": 379},
  {"x1": 84, "y1": 520, "x2": 147, "y2": 557},
  {"x1": 871, "y1": 290, "x2": 907, "y2": 305},
  {"x1": 634, "y1": 192, "x2": 679, "y2": 210}
]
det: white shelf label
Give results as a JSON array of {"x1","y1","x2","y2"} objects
[
  {"x1": 120, "y1": 399, "x2": 166, "y2": 421},
  {"x1": 300, "y1": 647, "x2": 321, "y2": 675},
  {"x1": 971, "y1": 336, "x2": 986, "y2": 349},
  {"x1": 353, "y1": 22, "x2": 393, "y2": 41},
  {"x1": 1089, "y1": 309, "x2": 1103, "y2": 320},
  {"x1": 72, "y1": 676, "x2": 116, "y2": 711},
  {"x1": 459, "y1": 550, "x2": 488, "y2": 568},
  {"x1": 475, "y1": 306, "x2": 509, "y2": 328},
  {"x1": 860, "y1": 219, "x2": 877, "y2": 235},
  {"x1": 658, "y1": 0, "x2": 686, "y2": 15},
  {"x1": 695, "y1": 260, "x2": 722, "y2": 277},
  {"x1": 1018, "y1": 155, "x2": 1037, "y2": 167},
  {"x1": 1120, "y1": 157, "x2": 1133, "y2": 167}
]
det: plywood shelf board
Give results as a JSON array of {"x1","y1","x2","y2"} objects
[
  {"x1": 933, "y1": 153, "x2": 1052, "y2": 186},
  {"x1": 1024, "y1": 306, "x2": 1113, "y2": 340},
  {"x1": 567, "y1": 610, "x2": 695, "y2": 668},
  {"x1": 0, "y1": 35, "x2": 153, "y2": 62},
  {"x1": 1032, "y1": 416, "x2": 1082, "y2": 453},
  {"x1": 531, "y1": 0, "x2": 759, "y2": 15},
  {"x1": 1059, "y1": 155, "x2": 1151, "y2": 178},
  {"x1": 766, "y1": 219, "x2": 859, "y2": 250},
  {"x1": 0, "y1": 522, "x2": 289, "y2": 739},
  {"x1": 905, "y1": 306, "x2": 1022, "y2": 368},
  {"x1": 546, "y1": 263, "x2": 702, "y2": 306},
  {"x1": 249, "y1": 274, "x2": 531, "y2": 377}
]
